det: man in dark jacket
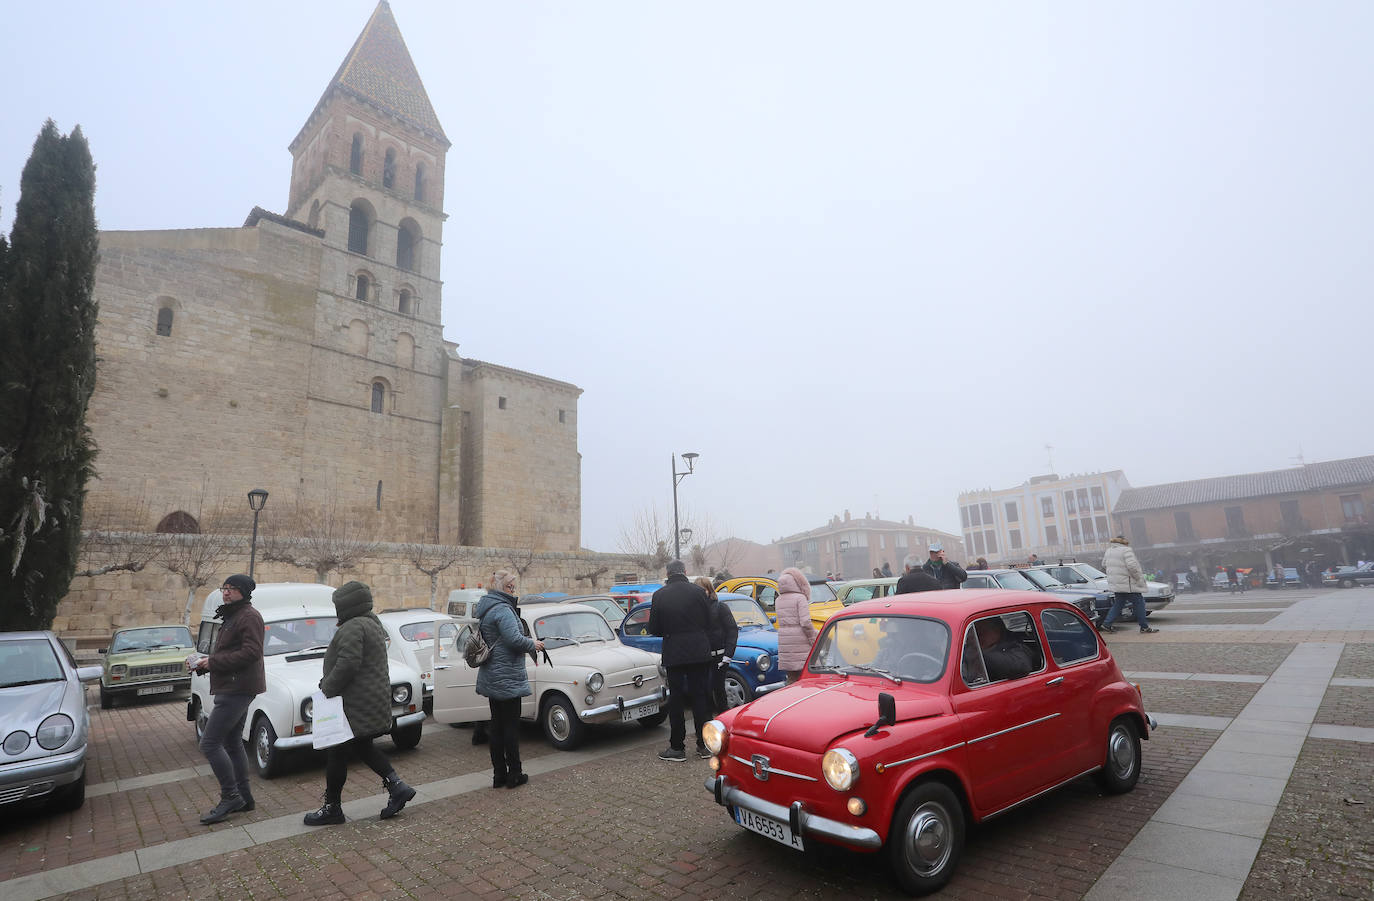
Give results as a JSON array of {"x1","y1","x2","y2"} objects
[
  {"x1": 648, "y1": 560, "x2": 714, "y2": 761},
  {"x1": 921, "y1": 542, "x2": 968, "y2": 590},
  {"x1": 194, "y1": 574, "x2": 265, "y2": 825},
  {"x1": 896, "y1": 554, "x2": 942, "y2": 594}
]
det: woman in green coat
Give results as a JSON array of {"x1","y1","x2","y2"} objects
[{"x1": 304, "y1": 581, "x2": 417, "y2": 826}]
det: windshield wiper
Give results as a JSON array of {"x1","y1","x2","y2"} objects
[
  {"x1": 844, "y1": 664, "x2": 901, "y2": 685},
  {"x1": 1, "y1": 678, "x2": 62, "y2": 687}
]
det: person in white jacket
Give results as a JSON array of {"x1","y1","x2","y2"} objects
[{"x1": 1101, "y1": 536, "x2": 1159, "y2": 634}]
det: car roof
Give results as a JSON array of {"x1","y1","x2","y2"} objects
[
  {"x1": 841, "y1": 588, "x2": 1075, "y2": 620},
  {"x1": 0, "y1": 630, "x2": 58, "y2": 641},
  {"x1": 522, "y1": 602, "x2": 605, "y2": 619},
  {"x1": 376, "y1": 609, "x2": 453, "y2": 625}
]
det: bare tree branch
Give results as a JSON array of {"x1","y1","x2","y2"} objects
[
  {"x1": 162, "y1": 498, "x2": 237, "y2": 625},
  {"x1": 267, "y1": 501, "x2": 378, "y2": 583},
  {"x1": 77, "y1": 492, "x2": 164, "y2": 578},
  {"x1": 573, "y1": 565, "x2": 609, "y2": 589},
  {"x1": 402, "y1": 541, "x2": 464, "y2": 609},
  {"x1": 617, "y1": 507, "x2": 672, "y2": 573}
]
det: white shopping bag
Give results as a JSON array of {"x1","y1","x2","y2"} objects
[{"x1": 310, "y1": 690, "x2": 352, "y2": 749}]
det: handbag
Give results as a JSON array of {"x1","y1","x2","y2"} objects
[
  {"x1": 463, "y1": 608, "x2": 496, "y2": 668},
  {"x1": 310, "y1": 690, "x2": 352, "y2": 749}
]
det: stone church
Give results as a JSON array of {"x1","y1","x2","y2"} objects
[{"x1": 85, "y1": 2, "x2": 582, "y2": 551}]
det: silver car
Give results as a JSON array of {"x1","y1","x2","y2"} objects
[{"x1": 0, "y1": 631, "x2": 102, "y2": 811}]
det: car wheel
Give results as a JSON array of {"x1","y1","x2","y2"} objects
[
  {"x1": 1094, "y1": 717, "x2": 1141, "y2": 794},
  {"x1": 193, "y1": 698, "x2": 208, "y2": 742},
  {"x1": 717, "y1": 669, "x2": 754, "y2": 710},
  {"x1": 637, "y1": 711, "x2": 667, "y2": 728},
  {"x1": 1340, "y1": 579, "x2": 1355, "y2": 589},
  {"x1": 250, "y1": 714, "x2": 280, "y2": 779},
  {"x1": 391, "y1": 722, "x2": 422, "y2": 750},
  {"x1": 55, "y1": 770, "x2": 86, "y2": 812},
  {"x1": 540, "y1": 693, "x2": 586, "y2": 751},
  {"x1": 887, "y1": 781, "x2": 965, "y2": 896},
  {"x1": 99, "y1": 685, "x2": 113, "y2": 710}
]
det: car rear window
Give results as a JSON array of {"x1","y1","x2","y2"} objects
[
  {"x1": 1039, "y1": 609, "x2": 1099, "y2": 665},
  {"x1": 398, "y1": 622, "x2": 436, "y2": 642}
]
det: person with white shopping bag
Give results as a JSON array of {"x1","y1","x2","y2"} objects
[{"x1": 304, "y1": 581, "x2": 417, "y2": 826}]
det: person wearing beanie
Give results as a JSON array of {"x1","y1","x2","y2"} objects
[
  {"x1": 304, "y1": 580, "x2": 417, "y2": 826},
  {"x1": 648, "y1": 559, "x2": 716, "y2": 761},
  {"x1": 1100, "y1": 536, "x2": 1159, "y2": 634},
  {"x1": 195, "y1": 574, "x2": 265, "y2": 825}
]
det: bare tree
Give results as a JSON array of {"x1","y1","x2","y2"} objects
[
  {"x1": 617, "y1": 507, "x2": 672, "y2": 573},
  {"x1": 162, "y1": 500, "x2": 237, "y2": 625},
  {"x1": 573, "y1": 565, "x2": 609, "y2": 590},
  {"x1": 402, "y1": 540, "x2": 464, "y2": 609},
  {"x1": 76, "y1": 493, "x2": 165, "y2": 578},
  {"x1": 270, "y1": 501, "x2": 378, "y2": 583}
]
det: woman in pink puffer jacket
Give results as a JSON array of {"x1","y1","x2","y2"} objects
[{"x1": 775, "y1": 567, "x2": 818, "y2": 683}]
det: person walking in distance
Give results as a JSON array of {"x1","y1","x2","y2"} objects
[
  {"x1": 922, "y1": 542, "x2": 968, "y2": 589},
  {"x1": 1100, "y1": 536, "x2": 1158, "y2": 634},
  {"x1": 475, "y1": 569, "x2": 543, "y2": 788},
  {"x1": 649, "y1": 560, "x2": 715, "y2": 760},
  {"x1": 696, "y1": 576, "x2": 738, "y2": 714},
  {"x1": 775, "y1": 567, "x2": 817, "y2": 685},
  {"x1": 304, "y1": 581, "x2": 418, "y2": 825},
  {"x1": 194, "y1": 574, "x2": 265, "y2": 825}
]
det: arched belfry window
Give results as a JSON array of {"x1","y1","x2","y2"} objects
[
  {"x1": 355, "y1": 273, "x2": 370, "y2": 302},
  {"x1": 370, "y1": 380, "x2": 387, "y2": 413},
  {"x1": 414, "y1": 163, "x2": 426, "y2": 202},
  {"x1": 348, "y1": 201, "x2": 371, "y2": 255},
  {"x1": 396, "y1": 219, "x2": 420, "y2": 272},
  {"x1": 350, "y1": 133, "x2": 364, "y2": 175},
  {"x1": 383, "y1": 149, "x2": 396, "y2": 189},
  {"x1": 398, "y1": 289, "x2": 411, "y2": 315},
  {"x1": 156, "y1": 307, "x2": 174, "y2": 337}
]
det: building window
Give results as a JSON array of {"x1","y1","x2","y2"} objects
[
  {"x1": 973, "y1": 532, "x2": 986, "y2": 555},
  {"x1": 960, "y1": 506, "x2": 971, "y2": 528},
  {"x1": 984, "y1": 530, "x2": 998, "y2": 554},
  {"x1": 1064, "y1": 491, "x2": 1076, "y2": 514},
  {"x1": 156, "y1": 307, "x2": 174, "y2": 337},
  {"x1": 1070, "y1": 520, "x2": 1082, "y2": 544},
  {"x1": 980, "y1": 503, "x2": 993, "y2": 525},
  {"x1": 1045, "y1": 525, "x2": 1058, "y2": 545},
  {"x1": 1096, "y1": 515, "x2": 1109, "y2": 539},
  {"x1": 1091, "y1": 486, "x2": 1105, "y2": 511},
  {"x1": 398, "y1": 289, "x2": 410, "y2": 314},
  {"x1": 498, "y1": 396, "x2": 507, "y2": 410},
  {"x1": 1009, "y1": 528, "x2": 1022, "y2": 549},
  {"x1": 156, "y1": 511, "x2": 200, "y2": 534},
  {"x1": 1081, "y1": 518, "x2": 1096, "y2": 543},
  {"x1": 376, "y1": 480, "x2": 383, "y2": 511},
  {"x1": 1041, "y1": 496, "x2": 1055, "y2": 518},
  {"x1": 1129, "y1": 517, "x2": 1148, "y2": 546},
  {"x1": 1225, "y1": 506, "x2": 1246, "y2": 538},
  {"x1": 348, "y1": 202, "x2": 370, "y2": 255},
  {"x1": 558, "y1": 409, "x2": 566, "y2": 423},
  {"x1": 1004, "y1": 502, "x2": 1018, "y2": 523},
  {"x1": 1280, "y1": 499, "x2": 1301, "y2": 530},
  {"x1": 414, "y1": 163, "x2": 425, "y2": 202},
  {"x1": 396, "y1": 219, "x2": 420, "y2": 272},
  {"x1": 1077, "y1": 489, "x2": 1090, "y2": 514},
  {"x1": 968, "y1": 505, "x2": 981, "y2": 527},
  {"x1": 371, "y1": 381, "x2": 386, "y2": 413},
  {"x1": 1174, "y1": 511, "x2": 1194, "y2": 541},
  {"x1": 349, "y1": 133, "x2": 364, "y2": 175},
  {"x1": 355, "y1": 273, "x2": 370, "y2": 302},
  {"x1": 382, "y1": 148, "x2": 396, "y2": 189},
  {"x1": 1340, "y1": 494, "x2": 1366, "y2": 523}
]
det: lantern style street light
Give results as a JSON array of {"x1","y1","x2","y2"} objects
[
  {"x1": 671, "y1": 453, "x2": 699, "y2": 563},
  {"x1": 246, "y1": 488, "x2": 269, "y2": 578}
]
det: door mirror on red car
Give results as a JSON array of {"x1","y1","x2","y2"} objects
[{"x1": 864, "y1": 691, "x2": 897, "y2": 737}]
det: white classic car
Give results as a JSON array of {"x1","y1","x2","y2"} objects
[
  {"x1": 189, "y1": 583, "x2": 426, "y2": 777},
  {"x1": 432, "y1": 601, "x2": 667, "y2": 750},
  {"x1": 376, "y1": 608, "x2": 460, "y2": 715}
]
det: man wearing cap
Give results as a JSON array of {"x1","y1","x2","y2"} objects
[
  {"x1": 921, "y1": 543, "x2": 968, "y2": 590},
  {"x1": 193, "y1": 574, "x2": 265, "y2": 825},
  {"x1": 648, "y1": 560, "x2": 715, "y2": 761}
]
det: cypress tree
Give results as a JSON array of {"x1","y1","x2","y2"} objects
[{"x1": 0, "y1": 120, "x2": 100, "y2": 631}]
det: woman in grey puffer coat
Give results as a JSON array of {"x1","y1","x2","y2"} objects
[{"x1": 475, "y1": 569, "x2": 544, "y2": 788}]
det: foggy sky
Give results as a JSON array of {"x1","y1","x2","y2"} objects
[{"x1": 3, "y1": 2, "x2": 1371, "y2": 553}]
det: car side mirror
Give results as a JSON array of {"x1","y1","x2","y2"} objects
[{"x1": 864, "y1": 691, "x2": 897, "y2": 737}]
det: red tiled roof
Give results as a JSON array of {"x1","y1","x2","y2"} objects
[{"x1": 1113, "y1": 456, "x2": 1374, "y2": 513}]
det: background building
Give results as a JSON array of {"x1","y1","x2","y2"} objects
[
  {"x1": 775, "y1": 511, "x2": 965, "y2": 578},
  {"x1": 957, "y1": 471, "x2": 1131, "y2": 564}
]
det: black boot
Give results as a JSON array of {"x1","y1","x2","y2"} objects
[
  {"x1": 199, "y1": 793, "x2": 245, "y2": 825},
  {"x1": 472, "y1": 725, "x2": 489, "y2": 745},
  {"x1": 380, "y1": 773, "x2": 416, "y2": 819},
  {"x1": 236, "y1": 782, "x2": 255, "y2": 812},
  {"x1": 304, "y1": 795, "x2": 345, "y2": 826}
]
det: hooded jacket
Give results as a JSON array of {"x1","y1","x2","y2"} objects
[
  {"x1": 774, "y1": 568, "x2": 817, "y2": 672},
  {"x1": 320, "y1": 581, "x2": 394, "y2": 739},
  {"x1": 647, "y1": 573, "x2": 713, "y2": 667},
  {"x1": 1103, "y1": 538, "x2": 1147, "y2": 594},
  {"x1": 207, "y1": 600, "x2": 266, "y2": 696},
  {"x1": 474, "y1": 590, "x2": 537, "y2": 700}
]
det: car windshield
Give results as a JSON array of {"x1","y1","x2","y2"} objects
[
  {"x1": 724, "y1": 598, "x2": 773, "y2": 629},
  {"x1": 533, "y1": 611, "x2": 615, "y2": 646},
  {"x1": 992, "y1": 571, "x2": 1037, "y2": 590},
  {"x1": 111, "y1": 626, "x2": 194, "y2": 652},
  {"x1": 262, "y1": 617, "x2": 338, "y2": 655},
  {"x1": 1044, "y1": 566, "x2": 1088, "y2": 585},
  {"x1": 810, "y1": 615, "x2": 950, "y2": 683},
  {"x1": 1020, "y1": 570, "x2": 1064, "y2": 590},
  {"x1": 810, "y1": 581, "x2": 838, "y2": 602},
  {"x1": 1076, "y1": 564, "x2": 1108, "y2": 579},
  {"x1": 0, "y1": 639, "x2": 65, "y2": 688}
]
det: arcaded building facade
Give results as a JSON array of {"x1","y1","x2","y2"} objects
[{"x1": 84, "y1": 2, "x2": 582, "y2": 550}]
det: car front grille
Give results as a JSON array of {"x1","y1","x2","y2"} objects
[{"x1": 130, "y1": 663, "x2": 184, "y2": 679}]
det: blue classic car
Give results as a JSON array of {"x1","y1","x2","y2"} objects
[{"x1": 617, "y1": 593, "x2": 786, "y2": 709}]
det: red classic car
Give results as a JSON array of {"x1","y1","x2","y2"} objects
[{"x1": 702, "y1": 589, "x2": 1153, "y2": 896}]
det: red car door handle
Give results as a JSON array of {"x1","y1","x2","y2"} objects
[{"x1": 1045, "y1": 676, "x2": 1064, "y2": 686}]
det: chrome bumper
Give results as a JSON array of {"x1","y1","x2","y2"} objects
[
  {"x1": 704, "y1": 773, "x2": 882, "y2": 851},
  {"x1": 579, "y1": 686, "x2": 667, "y2": 722},
  {"x1": 0, "y1": 745, "x2": 87, "y2": 802},
  {"x1": 753, "y1": 680, "x2": 786, "y2": 696}
]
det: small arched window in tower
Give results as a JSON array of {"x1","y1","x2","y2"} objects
[
  {"x1": 350, "y1": 133, "x2": 364, "y2": 175},
  {"x1": 156, "y1": 511, "x2": 200, "y2": 534},
  {"x1": 398, "y1": 289, "x2": 411, "y2": 315},
  {"x1": 414, "y1": 163, "x2": 426, "y2": 202},
  {"x1": 156, "y1": 307, "x2": 174, "y2": 337},
  {"x1": 355, "y1": 273, "x2": 370, "y2": 302},
  {"x1": 382, "y1": 149, "x2": 396, "y2": 189},
  {"x1": 371, "y1": 380, "x2": 386, "y2": 413},
  {"x1": 396, "y1": 219, "x2": 420, "y2": 272},
  {"x1": 348, "y1": 201, "x2": 370, "y2": 255}
]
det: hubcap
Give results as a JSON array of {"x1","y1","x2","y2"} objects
[
  {"x1": 904, "y1": 802, "x2": 952, "y2": 875},
  {"x1": 255, "y1": 725, "x2": 271, "y2": 767},
  {"x1": 1107, "y1": 726, "x2": 1135, "y2": 777},
  {"x1": 723, "y1": 677, "x2": 748, "y2": 709},
  {"x1": 547, "y1": 704, "x2": 571, "y2": 742}
]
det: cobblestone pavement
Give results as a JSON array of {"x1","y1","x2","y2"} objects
[{"x1": 3, "y1": 588, "x2": 1370, "y2": 900}]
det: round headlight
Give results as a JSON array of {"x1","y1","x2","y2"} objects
[
  {"x1": 301, "y1": 697, "x2": 314, "y2": 722},
  {"x1": 755, "y1": 653, "x2": 772, "y2": 673},
  {"x1": 3, "y1": 730, "x2": 30, "y2": 755},
  {"x1": 702, "y1": 719, "x2": 727, "y2": 755},
  {"x1": 37, "y1": 714, "x2": 75, "y2": 750},
  {"x1": 110, "y1": 664, "x2": 128, "y2": 677},
  {"x1": 391, "y1": 684, "x2": 411, "y2": 705},
  {"x1": 822, "y1": 747, "x2": 860, "y2": 791},
  {"x1": 587, "y1": 672, "x2": 604, "y2": 693}
]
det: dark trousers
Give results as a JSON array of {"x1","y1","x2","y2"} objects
[
  {"x1": 1103, "y1": 591, "x2": 1149, "y2": 629},
  {"x1": 666, "y1": 662, "x2": 712, "y2": 751},
  {"x1": 325, "y1": 735, "x2": 393, "y2": 801},
  {"x1": 199, "y1": 692, "x2": 253, "y2": 800},
  {"x1": 488, "y1": 697, "x2": 523, "y2": 780}
]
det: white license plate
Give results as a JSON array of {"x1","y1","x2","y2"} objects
[
  {"x1": 623, "y1": 702, "x2": 658, "y2": 722},
  {"x1": 734, "y1": 806, "x2": 803, "y2": 850},
  {"x1": 136, "y1": 684, "x2": 175, "y2": 696}
]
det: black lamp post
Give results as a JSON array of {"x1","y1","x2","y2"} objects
[
  {"x1": 247, "y1": 488, "x2": 269, "y2": 578},
  {"x1": 672, "y1": 452, "x2": 699, "y2": 562},
  {"x1": 836, "y1": 538, "x2": 849, "y2": 576}
]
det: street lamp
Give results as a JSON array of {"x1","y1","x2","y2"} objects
[
  {"x1": 835, "y1": 538, "x2": 849, "y2": 577},
  {"x1": 246, "y1": 488, "x2": 269, "y2": 578},
  {"x1": 672, "y1": 452, "x2": 699, "y2": 563}
]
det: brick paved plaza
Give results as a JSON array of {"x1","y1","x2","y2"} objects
[{"x1": 2, "y1": 588, "x2": 1370, "y2": 900}]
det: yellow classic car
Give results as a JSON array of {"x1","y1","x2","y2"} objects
[
  {"x1": 716, "y1": 575, "x2": 838, "y2": 623},
  {"x1": 808, "y1": 576, "x2": 901, "y2": 629}
]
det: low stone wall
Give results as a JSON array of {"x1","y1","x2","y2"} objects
[{"x1": 57, "y1": 534, "x2": 641, "y2": 638}]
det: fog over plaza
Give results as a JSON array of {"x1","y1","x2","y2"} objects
[{"x1": 3, "y1": 2, "x2": 1370, "y2": 552}]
